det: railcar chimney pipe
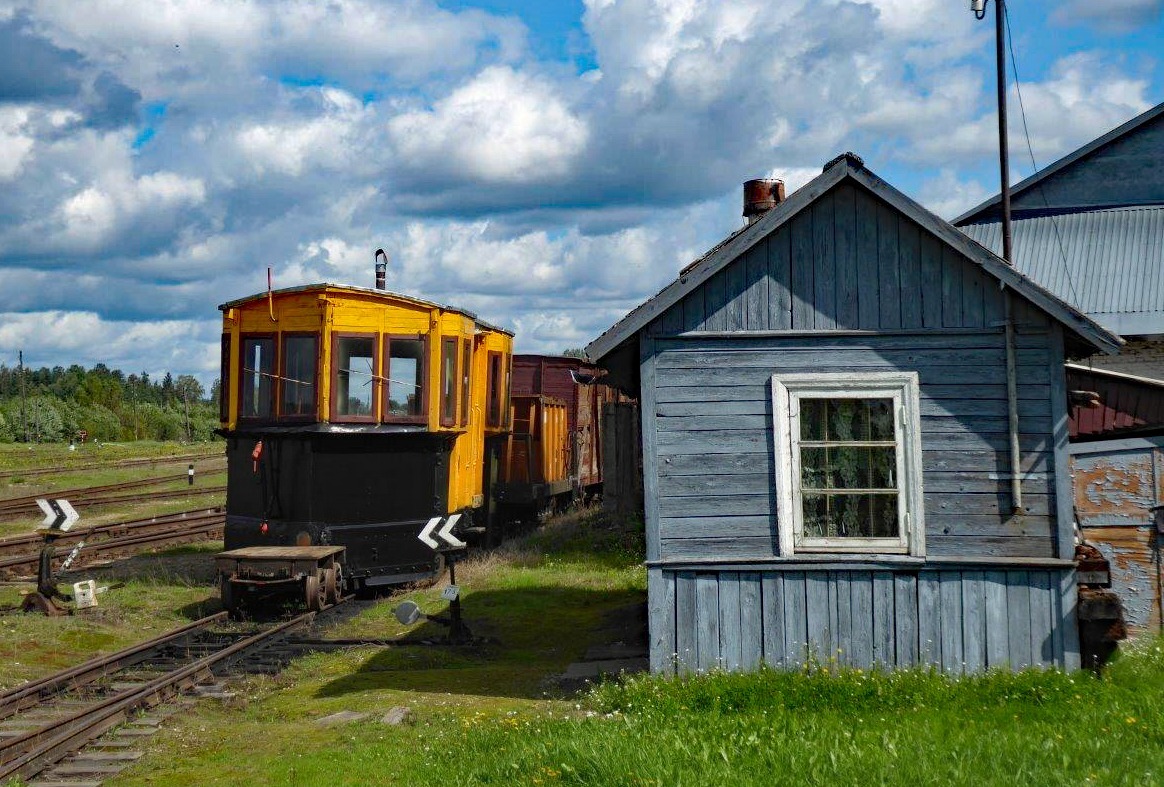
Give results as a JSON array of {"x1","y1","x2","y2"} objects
[{"x1": 374, "y1": 248, "x2": 388, "y2": 290}]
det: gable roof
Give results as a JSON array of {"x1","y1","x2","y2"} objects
[
  {"x1": 955, "y1": 102, "x2": 1164, "y2": 224},
  {"x1": 586, "y1": 154, "x2": 1122, "y2": 362},
  {"x1": 959, "y1": 206, "x2": 1164, "y2": 336}
]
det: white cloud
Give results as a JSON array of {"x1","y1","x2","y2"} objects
[
  {"x1": 0, "y1": 107, "x2": 35, "y2": 180},
  {"x1": 389, "y1": 67, "x2": 589, "y2": 184}
]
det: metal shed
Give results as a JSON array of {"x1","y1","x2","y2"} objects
[{"x1": 587, "y1": 153, "x2": 1121, "y2": 674}]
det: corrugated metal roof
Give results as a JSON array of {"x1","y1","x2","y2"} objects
[{"x1": 959, "y1": 205, "x2": 1164, "y2": 336}]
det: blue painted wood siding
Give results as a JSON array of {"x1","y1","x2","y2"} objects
[
  {"x1": 650, "y1": 332, "x2": 1058, "y2": 560},
  {"x1": 656, "y1": 183, "x2": 1018, "y2": 334},
  {"x1": 650, "y1": 567, "x2": 1078, "y2": 673}
]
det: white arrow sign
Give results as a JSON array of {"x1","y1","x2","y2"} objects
[
  {"x1": 418, "y1": 517, "x2": 443, "y2": 549},
  {"x1": 36, "y1": 498, "x2": 56, "y2": 527},
  {"x1": 36, "y1": 498, "x2": 80, "y2": 531},
  {"x1": 57, "y1": 499, "x2": 80, "y2": 531},
  {"x1": 417, "y1": 514, "x2": 467, "y2": 549},
  {"x1": 436, "y1": 514, "x2": 466, "y2": 548}
]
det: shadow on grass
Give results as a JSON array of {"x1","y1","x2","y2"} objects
[{"x1": 314, "y1": 585, "x2": 646, "y2": 701}]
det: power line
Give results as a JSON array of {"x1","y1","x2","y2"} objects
[{"x1": 1002, "y1": 5, "x2": 1083, "y2": 308}]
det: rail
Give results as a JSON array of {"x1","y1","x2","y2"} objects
[{"x1": 0, "y1": 602, "x2": 345, "y2": 781}]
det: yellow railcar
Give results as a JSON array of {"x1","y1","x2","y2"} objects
[{"x1": 216, "y1": 280, "x2": 513, "y2": 604}]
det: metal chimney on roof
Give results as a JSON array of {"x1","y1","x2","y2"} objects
[
  {"x1": 743, "y1": 179, "x2": 785, "y2": 224},
  {"x1": 374, "y1": 248, "x2": 388, "y2": 290}
]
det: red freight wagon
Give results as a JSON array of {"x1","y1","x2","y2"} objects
[{"x1": 497, "y1": 355, "x2": 621, "y2": 516}]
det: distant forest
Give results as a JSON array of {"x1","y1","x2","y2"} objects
[{"x1": 0, "y1": 363, "x2": 220, "y2": 443}]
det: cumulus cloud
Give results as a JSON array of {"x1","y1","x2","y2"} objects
[{"x1": 389, "y1": 66, "x2": 589, "y2": 185}]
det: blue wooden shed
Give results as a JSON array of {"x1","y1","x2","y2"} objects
[{"x1": 586, "y1": 153, "x2": 1121, "y2": 674}]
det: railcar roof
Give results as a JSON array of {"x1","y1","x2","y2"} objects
[{"x1": 218, "y1": 282, "x2": 513, "y2": 336}]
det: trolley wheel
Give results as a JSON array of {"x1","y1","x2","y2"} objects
[
  {"x1": 220, "y1": 575, "x2": 239, "y2": 620},
  {"x1": 323, "y1": 566, "x2": 340, "y2": 605},
  {"x1": 305, "y1": 572, "x2": 324, "y2": 612}
]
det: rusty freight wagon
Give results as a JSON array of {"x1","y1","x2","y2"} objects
[
  {"x1": 215, "y1": 271, "x2": 513, "y2": 613},
  {"x1": 496, "y1": 355, "x2": 621, "y2": 517},
  {"x1": 588, "y1": 154, "x2": 1122, "y2": 675}
]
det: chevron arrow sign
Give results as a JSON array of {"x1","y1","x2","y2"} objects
[
  {"x1": 37, "y1": 498, "x2": 80, "y2": 531},
  {"x1": 417, "y1": 514, "x2": 466, "y2": 549}
]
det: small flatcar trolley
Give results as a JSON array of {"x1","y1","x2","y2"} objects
[{"x1": 215, "y1": 269, "x2": 514, "y2": 615}]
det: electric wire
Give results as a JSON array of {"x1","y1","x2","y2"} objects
[{"x1": 1002, "y1": 5, "x2": 1084, "y2": 309}]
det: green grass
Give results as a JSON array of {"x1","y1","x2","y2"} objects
[
  {"x1": 0, "y1": 542, "x2": 223, "y2": 688},
  {"x1": 0, "y1": 440, "x2": 221, "y2": 476},
  {"x1": 104, "y1": 506, "x2": 1163, "y2": 787}
]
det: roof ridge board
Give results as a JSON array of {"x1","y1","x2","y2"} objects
[
  {"x1": 1065, "y1": 362, "x2": 1164, "y2": 387},
  {"x1": 954, "y1": 101, "x2": 1164, "y2": 226}
]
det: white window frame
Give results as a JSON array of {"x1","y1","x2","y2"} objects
[{"x1": 771, "y1": 371, "x2": 925, "y2": 556}]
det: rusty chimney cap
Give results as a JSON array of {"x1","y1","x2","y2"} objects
[{"x1": 743, "y1": 178, "x2": 786, "y2": 222}]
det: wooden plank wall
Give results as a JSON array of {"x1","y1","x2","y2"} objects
[
  {"x1": 650, "y1": 567, "x2": 1076, "y2": 674},
  {"x1": 650, "y1": 332, "x2": 1057, "y2": 561},
  {"x1": 660, "y1": 183, "x2": 1012, "y2": 335}
]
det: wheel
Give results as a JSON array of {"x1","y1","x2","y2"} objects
[
  {"x1": 305, "y1": 573, "x2": 324, "y2": 612},
  {"x1": 220, "y1": 575, "x2": 239, "y2": 620},
  {"x1": 323, "y1": 566, "x2": 340, "y2": 606}
]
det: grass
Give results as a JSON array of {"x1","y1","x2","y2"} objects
[
  {"x1": 0, "y1": 542, "x2": 224, "y2": 688},
  {"x1": 103, "y1": 509, "x2": 1164, "y2": 787},
  {"x1": 0, "y1": 441, "x2": 221, "y2": 475}
]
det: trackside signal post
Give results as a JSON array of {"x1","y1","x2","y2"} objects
[{"x1": 411, "y1": 514, "x2": 471, "y2": 643}]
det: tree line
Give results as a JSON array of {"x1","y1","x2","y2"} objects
[{"x1": 0, "y1": 362, "x2": 221, "y2": 443}]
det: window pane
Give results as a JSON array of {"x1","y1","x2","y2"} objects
[
  {"x1": 387, "y1": 339, "x2": 424, "y2": 418},
  {"x1": 487, "y1": 353, "x2": 502, "y2": 426},
  {"x1": 335, "y1": 337, "x2": 375, "y2": 417},
  {"x1": 219, "y1": 334, "x2": 231, "y2": 421},
  {"x1": 802, "y1": 492, "x2": 898, "y2": 538},
  {"x1": 281, "y1": 335, "x2": 317, "y2": 417},
  {"x1": 241, "y1": 338, "x2": 274, "y2": 418},
  {"x1": 441, "y1": 338, "x2": 456, "y2": 424},
  {"x1": 801, "y1": 446, "x2": 896, "y2": 489},
  {"x1": 460, "y1": 341, "x2": 471, "y2": 426},
  {"x1": 801, "y1": 398, "x2": 894, "y2": 441}
]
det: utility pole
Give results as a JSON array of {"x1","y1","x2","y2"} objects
[
  {"x1": 972, "y1": 0, "x2": 1022, "y2": 513},
  {"x1": 18, "y1": 350, "x2": 28, "y2": 444}
]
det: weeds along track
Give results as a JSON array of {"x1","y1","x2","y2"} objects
[
  {"x1": 0, "y1": 508, "x2": 226, "y2": 576},
  {"x1": 0, "y1": 452, "x2": 225, "y2": 482},
  {"x1": 0, "y1": 474, "x2": 226, "y2": 518},
  {"x1": 0, "y1": 601, "x2": 351, "y2": 783}
]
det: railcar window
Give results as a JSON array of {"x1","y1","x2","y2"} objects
[
  {"x1": 240, "y1": 336, "x2": 275, "y2": 419},
  {"x1": 333, "y1": 335, "x2": 376, "y2": 420},
  {"x1": 281, "y1": 335, "x2": 317, "y2": 417},
  {"x1": 384, "y1": 337, "x2": 426, "y2": 421},
  {"x1": 486, "y1": 351, "x2": 502, "y2": 427},
  {"x1": 441, "y1": 338, "x2": 457, "y2": 427},
  {"x1": 460, "y1": 340, "x2": 472, "y2": 427},
  {"x1": 219, "y1": 334, "x2": 231, "y2": 422},
  {"x1": 504, "y1": 354, "x2": 513, "y2": 428}
]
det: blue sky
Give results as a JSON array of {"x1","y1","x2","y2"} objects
[{"x1": 0, "y1": 0, "x2": 1161, "y2": 386}]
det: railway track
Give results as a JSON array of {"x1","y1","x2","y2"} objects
[
  {"x1": 0, "y1": 452, "x2": 224, "y2": 482},
  {"x1": 0, "y1": 475, "x2": 226, "y2": 518},
  {"x1": 0, "y1": 602, "x2": 350, "y2": 784},
  {"x1": 0, "y1": 509, "x2": 226, "y2": 576}
]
